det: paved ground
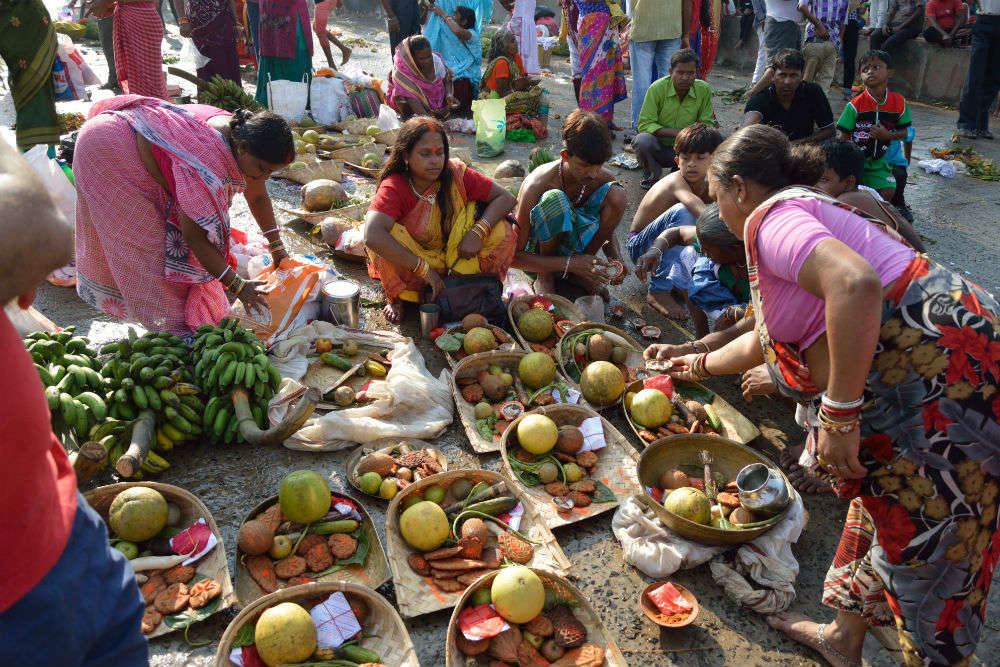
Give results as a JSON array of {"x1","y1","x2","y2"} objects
[{"x1": 7, "y1": 4, "x2": 1000, "y2": 666}]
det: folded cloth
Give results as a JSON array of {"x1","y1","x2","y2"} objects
[{"x1": 611, "y1": 491, "x2": 805, "y2": 614}]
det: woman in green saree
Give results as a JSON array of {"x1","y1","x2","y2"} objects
[{"x1": 0, "y1": 0, "x2": 60, "y2": 149}]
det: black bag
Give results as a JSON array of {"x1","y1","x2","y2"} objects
[{"x1": 424, "y1": 274, "x2": 508, "y2": 327}]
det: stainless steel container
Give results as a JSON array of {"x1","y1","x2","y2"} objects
[
  {"x1": 419, "y1": 303, "x2": 440, "y2": 339},
  {"x1": 736, "y1": 462, "x2": 790, "y2": 515},
  {"x1": 321, "y1": 279, "x2": 360, "y2": 328}
]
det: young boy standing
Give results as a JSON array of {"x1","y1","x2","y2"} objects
[
  {"x1": 836, "y1": 49, "x2": 912, "y2": 201},
  {"x1": 626, "y1": 123, "x2": 725, "y2": 320}
]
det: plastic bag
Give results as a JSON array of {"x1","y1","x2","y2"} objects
[
  {"x1": 267, "y1": 74, "x2": 309, "y2": 123},
  {"x1": 52, "y1": 57, "x2": 80, "y2": 101},
  {"x1": 229, "y1": 256, "x2": 328, "y2": 347},
  {"x1": 180, "y1": 38, "x2": 211, "y2": 69},
  {"x1": 918, "y1": 158, "x2": 958, "y2": 179},
  {"x1": 472, "y1": 98, "x2": 506, "y2": 157},
  {"x1": 24, "y1": 145, "x2": 76, "y2": 226},
  {"x1": 57, "y1": 34, "x2": 100, "y2": 88},
  {"x1": 375, "y1": 103, "x2": 401, "y2": 130},
  {"x1": 310, "y1": 75, "x2": 349, "y2": 125}
]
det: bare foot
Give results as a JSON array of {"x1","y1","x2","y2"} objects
[
  {"x1": 647, "y1": 291, "x2": 688, "y2": 320},
  {"x1": 340, "y1": 44, "x2": 352, "y2": 66},
  {"x1": 779, "y1": 442, "x2": 805, "y2": 469},
  {"x1": 767, "y1": 613, "x2": 863, "y2": 667},
  {"x1": 383, "y1": 300, "x2": 405, "y2": 324},
  {"x1": 788, "y1": 465, "x2": 833, "y2": 494}
]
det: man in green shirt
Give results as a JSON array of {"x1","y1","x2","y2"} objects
[{"x1": 634, "y1": 49, "x2": 718, "y2": 188}]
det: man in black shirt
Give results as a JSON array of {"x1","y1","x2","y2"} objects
[{"x1": 740, "y1": 49, "x2": 835, "y2": 144}]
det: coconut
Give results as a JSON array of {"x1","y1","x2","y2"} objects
[
  {"x1": 728, "y1": 507, "x2": 755, "y2": 525},
  {"x1": 480, "y1": 374, "x2": 507, "y2": 401},
  {"x1": 301, "y1": 179, "x2": 347, "y2": 212},
  {"x1": 659, "y1": 469, "x2": 689, "y2": 490},
  {"x1": 586, "y1": 334, "x2": 613, "y2": 362},
  {"x1": 238, "y1": 519, "x2": 275, "y2": 556},
  {"x1": 494, "y1": 159, "x2": 525, "y2": 179},
  {"x1": 462, "y1": 313, "x2": 488, "y2": 331},
  {"x1": 555, "y1": 425, "x2": 584, "y2": 455}
]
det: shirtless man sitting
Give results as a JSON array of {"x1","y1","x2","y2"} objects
[
  {"x1": 625, "y1": 123, "x2": 724, "y2": 320},
  {"x1": 514, "y1": 110, "x2": 628, "y2": 298}
]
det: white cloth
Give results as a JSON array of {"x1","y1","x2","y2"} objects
[
  {"x1": 765, "y1": 0, "x2": 806, "y2": 23},
  {"x1": 858, "y1": 184, "x2": 885, "y2": 201},
  {"x1": 269, "y1": 336, "x2": 454, "y2": 451},
  {"x1": 509, "y1": 0, "x2": 540, "y2": 74},
  {"x1": 752, "y1": 24, "x2": 768, "y2": 84},
  {"x1": 612, "y1": 490, "x2": 806, "y2": 613},
  {"x1": 868, "y1": 0, "x2": 889, "y2": 28}
]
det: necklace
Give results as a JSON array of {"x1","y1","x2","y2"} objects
[
  {"x1": 409, "y1": 178, "x2": 439, "y2": 204},
  {"x1": 559, "y1": 160, "x2": 589, "y2": 207}
]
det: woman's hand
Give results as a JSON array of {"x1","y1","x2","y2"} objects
[
  {"x1": 270, "y1": 247, "x2": 289, "y2": 267},
  {"x1": 644, "y1": 343, "x2": 693, "y2": 361},
  {"x1": 433, "y1": 5, "x2": 447, "y2": 18},
  {"x1": 457, "y1": 230, "x2": 484, "y2": 259},
  {"x1": 740, "y1": 365, "x2": 775, "y2": 402},
  {"x1": 237, "y1": 279, "x2": 270, "y2": 315},
  {"x1": 816, "y1": 429, "x2": 867, "y2": 479},
  {"x1": 567, "y1": 255, "x2": 615, "y2": 284},
  {"x1": 425, "y1": 269, "x2": 447, "y2": 302},
  {"x1": 661, "y1": 353, "x2": 701, "y2": 382},
  {"x1": 634, "y1": 247, "x2": 662, "y2": 282}
]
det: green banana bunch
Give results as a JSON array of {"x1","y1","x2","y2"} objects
[
  {"x1": 191, "y1": 318, "x2": 279, "y2": 445},
  {"x1": 99, "y1": 330, "x2": 204, "y2": 471},
  {"x1": 199, "y1": 75, "x2": 263, "y2": 113},
  {"x1": 24, "y1": 327, "x2": 107, "y2": 445}
]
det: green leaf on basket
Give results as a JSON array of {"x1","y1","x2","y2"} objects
[
  {"x1": 675, "y1": 382, "x2": 715, "y2": 404},
  {"x1": 476, "y1": 413, "x2": 497, "y2": 441},
  {"x1": 591, "y1": 479, "x2": 617, "y2": 504},
  {"x1": 163, "y1": 574, "x2": 221, "y2": 630},
  {"x1": 435, "y1": 333, "x2": 463, "y2": 352},
  {"x1": 232, "y1": 623, "x2": 255, "y2": 648}
]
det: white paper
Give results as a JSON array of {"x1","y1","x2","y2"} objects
[
  {"x1": 311, "y1": 591, "x2": 363, "y2": 648},
  {"x1": 578, "y1": 416, "x2": 607, "y2": 452},
  {"x1": 552, "y1": 387, "x2": 581, "y2": 405},
  {"x1": 498, "y1": 502, "x2": 524, "y2": 531},
  {"x1": 333, "y1": 500, "x2": 363, "y2": 522}
]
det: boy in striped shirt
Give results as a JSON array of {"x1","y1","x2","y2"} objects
[{"x1": 836, "y1": 49, "x2": 912, "y2": 201}]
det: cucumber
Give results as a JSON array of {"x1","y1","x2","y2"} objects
[
  {"x1": 460, "y1": 496, "x2": 519, "y2": 517},
  {"x1": 320, "y1": 352, "x2": 353, "y2": 371},
  {"x1": 339, "y1": 646, "x2": 381, "y2": 663}
]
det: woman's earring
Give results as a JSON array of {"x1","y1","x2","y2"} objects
[{"x1": 737, "y1": 195, "x2": 743, "y2": 204}]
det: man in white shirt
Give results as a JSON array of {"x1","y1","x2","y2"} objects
[{"x1": 956, "y1": 0, "x2": 1000, "y2": 139}]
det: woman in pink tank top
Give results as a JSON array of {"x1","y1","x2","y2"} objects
[{"x1": 660, "y1": 124, "x2": 1000, "y2": 667}]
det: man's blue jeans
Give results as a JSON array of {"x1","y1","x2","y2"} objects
[
  {"x1": 626, "y1": 202, "x2": 696, "y2": 293},
  {"x1": 630, "y1": 37, "x2": 682, "y2": 133}
]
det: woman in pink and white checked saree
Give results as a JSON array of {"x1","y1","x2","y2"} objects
[{"x1": 74, "y1": 95, "x2": 293, "y2": 336}]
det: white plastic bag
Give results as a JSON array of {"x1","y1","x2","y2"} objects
[
  {"x1": 919, "y1": 158, "x2": 958, "y2": 179},
  {"x1": 57, "y1": 34, "x2": 100, "y2": 89},
  {"x1": 310, "y1": 76, "x2": 349, "y2": 125},
  {"x1": 24, "y1": 145, "x2": 76, "y2": 226},
  {"x1": 180, "y1": 38, "x2": 211, "y2": 69},
  {"x1": 267, "y1": 74, "x2": 310, "y2": 123},
  {"x1": 375, "y1": 104, "x2": 401, "y2": 131}
]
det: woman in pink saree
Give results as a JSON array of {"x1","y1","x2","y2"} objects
[
  {"x1": 386, "y1": 36, "x2": 460, "y2": 120},
  {"x1": 74, "y1": 95, "x2": 293, "y2": 336}
]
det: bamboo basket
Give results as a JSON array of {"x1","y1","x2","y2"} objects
[
  {"x1": 385, "y1": 469, "x2": 571, "y2": 618},
  {"x1": 345, "y1": 438, "x2": 449, "y2": 501},
  {"x1": 636, "y1": 434, "x2": 790, "y2": 546},
  {"x1": 499, "y1": 403, "x2": 640, "y2": 529},
  {"x1": 83, "y1": 482, "x2": 235, "y2": 639},
  {"x1": 440, "y1": 324, "x2": 517, "y2": 370},
  {"x1": 275, "y1": 158, "x2": 344, "y2": 184},
  {"x1": 215, "y1": 581, "x2": 419, "y2": 667},
  {"x1": 376, "y1": 128, "x2": 400, "y2": 146},
  {"x1": 507, "y1": 293, "x2": 585, "y2": 353},
  {"x1": 330, "y1": 118, "x2": 375, "y2": 134},
  {"x1": 234, "y1": 492, "x2": 390, "y2": 605},
  {"x1": 555, "y1": 322, "x2": 644, "y2": 409},
  {"x1": 276, "y1": 201, "x2": 369, "y2": 225},
  {"x1": 452, "y1": 350, "x2": 528, "y2": 453},
  {"x1": 445, "y1": 568, "x2": 628, "y2": 667},
  {"x1": 621, "y1": 378, "x2": 760, "y2": 446}
]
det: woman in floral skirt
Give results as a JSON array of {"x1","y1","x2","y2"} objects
[{"x1": 653, "y1": 124, "x2": 1000, "y2": 667}]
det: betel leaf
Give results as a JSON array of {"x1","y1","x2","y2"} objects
[
  {"x1": 163, "y1": 574, "x2": 222, "y2": 630},
  {"x1": 675, "y1": 382, "x2": 714, "y2": 404},
  {"x1": 311, "y1": 529, "x2": 371, "y2": 577},
  {"x1": 591, "y1": 479, "x2": 617, "y2": 504},
  {"x1": 232, "y1": 623, "x2": 255, "y2": 648},
  {"x1": 476, "y1": 413, "x2": 497, "y2": 441},
  {"x1": 435, "y1": 333, "x2": 463, "y2": 352}
]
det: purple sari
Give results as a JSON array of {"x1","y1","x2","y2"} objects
[{"x1": 189, "y1": 0, "x2": 241, "y2": 84}]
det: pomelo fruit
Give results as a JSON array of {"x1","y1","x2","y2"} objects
[
  {"x1": 255, "y1": 602, "x2": 317, "y2": 667},
  {"x1": 579, "y1": 360, "x2": 625, "y2": 406},
  {"x1": 399, "y1": 500, "x2": 450, "y2": 552},
  {"x1": 491, "y1": 566, "x2": 545, "y2": 623},
  {"x1": 463, "y1": 327, "x2": 498, "y2": 354},
  {"x1": 517, "y1": 414, "x2": 558, "y2": 455},
  {"x1": 279, "y1": 470, "x2": 331, "y2": 524},
  {"x1": 474, "y1": 401, "x2": 494, "y2": 419},
  {"x1": 424, "y1": 485, "x2": 446, "y2": 504},
  {"x1": 629, "y1": 388, "x2": 672, "y2": 428},
  {"x1": 663, "y1": 487, "x2": 712, "y2": 525},
  {"x1": 517, "y1": 309, "x2": 554, "y2": 343},
  {"x1": 518, "y1": 352, "x2": 556, "y2": 389},
  {"x1": 301, "y1": 129, "x2": 320, "y2": 143},
  {"x1": 109, "y1": 486, "x2": 168, "y2": 542}
]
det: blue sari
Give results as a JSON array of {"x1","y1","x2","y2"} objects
[{"x1": 423, "y1": 0, "x2": 483, "y2": 91}]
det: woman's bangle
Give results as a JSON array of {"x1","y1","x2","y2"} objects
[
  {"x1": 269, "y1": 240, "x2": 286, "y2": 253},
  {"x1": 263, "y1": 228, "x2": 281, "y2": 238},
  {"x1": 821, "y1": 393, "x2": 864, "y2": 411},
  {"x1": 818, "y1": 405, "x2": 861, "y2": 433},
  {"x1": 413, "y1": 258, "x2": 430, "y2": 280},
  {"x1": 689, "y1": 352, "x2": 712, "y2": 380},
  {"x1": 178, "y1": 17, "x2": 189, "y2": 24},
  {"x1": 218, "y1": 266, "x2": 233, "y2": 283},
  {"x1": 562, "y1": 254, "x2": 572, "y2": 279},
  {"x1": 691, "y1": 340, "x2": 710, "y2": 354},
  {"x1": 227, "y1": 275, "x2": 246, "y2": 296}
]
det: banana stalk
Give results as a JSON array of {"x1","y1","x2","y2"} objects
[
  {"x1": 231, "y1": 387, "x2": 320, "y2": 446},
  {"x1": 115, "y1": 410, "x2": 157, "y2": 478}
]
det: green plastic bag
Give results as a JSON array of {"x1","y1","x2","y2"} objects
[{"x1": 472, "y1": 98, "x2": 506, "y2": 158}]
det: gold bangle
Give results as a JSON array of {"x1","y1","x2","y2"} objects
[
  {"x1": 269, "y1": 240, "x2": 285, "y2": 252},
  {"x1": 228, "y1": 275, "x2": 246, "y2": 296}
]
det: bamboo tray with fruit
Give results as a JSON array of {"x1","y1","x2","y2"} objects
[
  {"x1": 499, "y1": 404, "x2": 641, "y2": 529},
  {"x1": 433, "y1": 313, "x2": 517, "y2": 369},
  {"x1": 507, "y1": 294, "x2": 585, "y2": 355},
  {"x1": 554, "y1": 322, "x2": 644, "y2": 411},
  {"x1": 346, "y1": 438, "x2": 450, "y2": 501}
]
